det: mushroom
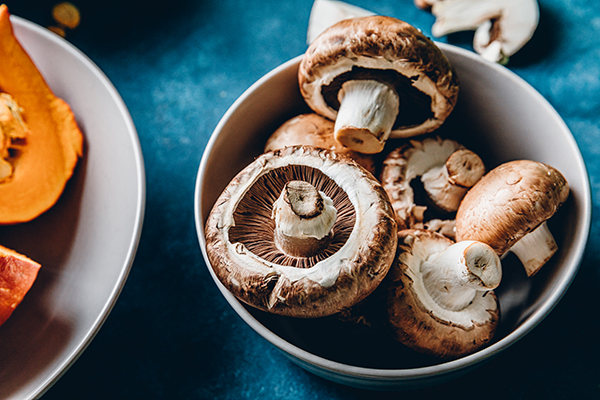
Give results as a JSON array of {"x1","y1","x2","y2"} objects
[
  {"x1": 204, "y1": 145, "x2": 397, "y2": 318},
  {"x1": 379, "y1": 136, "x2": 485, "y2": 233},
  {"x1": 416, "y1": 0, "x2": 539, "y2": 64},
  {"x1": 386, "y1": 229, "x2": 502, "y2": 358},
  {"x1": 306, "y1": 0, "x2": 374, "y2": 45},
  {"x1": 264, "y1": 113, "x2": 376, "y2": 174},
  {"x1": 298, "y1": 16, "x2": 459, "y2": 154},
  {"x1": 455, "y1": 160, "x2": 569, "y2": 277}
]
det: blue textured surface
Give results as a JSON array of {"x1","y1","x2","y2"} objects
[{"x1": 6, "y1": 0, "x2": 600, "y2": 398}]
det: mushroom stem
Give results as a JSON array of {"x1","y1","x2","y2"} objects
[
  {"x1": 334, "y1": 80, "x2": 400, "y2": 154},
  {"x1": 507, "y1": 222, "x2": 558, "y2": 277},
  {"x1": 421, "y1": 149, "x2": 485, "y2": 212},
  {"x1": 272, "y1": 180, "x2": 337, "y2": 257},
  {"x1": 421, "y1": 240, "x2": 502, "y2": 311}
]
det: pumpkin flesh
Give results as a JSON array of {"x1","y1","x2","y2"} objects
[
  {"x1": 0, "y1": 5, "x2": 83, "y2": 224},
  {"x1": 0, "y1": 244, "x2": 40, "y2": 326}
]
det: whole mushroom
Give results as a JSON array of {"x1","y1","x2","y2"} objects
[
  {"x1": 386, "y1": 229, "x2": 502, "y2": 358},
  {"x1": 380, "y1": 136, "x2": 485, "y2": 234},
  {"x1": 299, "y1": 16, "x2": 459, "y2": 154},
  {"x1": 205, "y1": 146, "x2": 397, "y2": 318},
  {"x1": 264, "y1": 113, "x2": 376, "y2": 174},
  {"x1": 455, "y1": 160, "x2": 569, "y2": 277}
]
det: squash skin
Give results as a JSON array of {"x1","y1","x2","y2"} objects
[
  {"x1": 0, "y1": 244, "x2": 40, "y2": 326},
  {"x1": 0, "y1": 5, "x2": 83, "y2": 224}
]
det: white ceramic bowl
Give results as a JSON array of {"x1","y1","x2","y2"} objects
[
  {"x1": 0, "y1": 16, "x2": 145, "y2": 399},
  {"x1": 195, "y1": 46, "x2": 591, "y2": 389}
]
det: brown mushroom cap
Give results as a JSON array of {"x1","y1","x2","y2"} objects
[
  {"x1": 264, "y1": 113, "x2": 376, "y2": 174},
  {"x1": 455, "y1": 160, "x2": 569, "y2": 259},
  {"x1": 298, "y1": 16, "x2": 459, "y2": 142},
  {"x1": 205, "y1": 145, "x2": 397, "y2": 318},
  {"x1": 385, "y1": 229, "x2": 500, "y2": 358}
]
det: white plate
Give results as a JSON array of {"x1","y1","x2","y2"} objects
[{"x1": 0, "y1": 16, "x2": 145, "y2": 399}]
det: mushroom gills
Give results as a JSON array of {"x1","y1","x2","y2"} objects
[{"x1": 228, "y1": 164, "x2": 355, "y2": 268}]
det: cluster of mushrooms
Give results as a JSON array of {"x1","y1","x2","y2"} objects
[{"x1": 205, "y1": 16, "x2": 569, "y2": 359}]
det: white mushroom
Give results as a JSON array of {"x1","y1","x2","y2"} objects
[
  {"x1": 455, "y1": 160, "x2": 569, "y2": 277},
  {"x1": 306, "y1": 0, "x2": 374, "y2": 44},
  {"x1": 380, "y1": 136, "x2": 485, "y2": 233},
  {"x1": 417, "y1": 0, "x2": 539, "y2": 64},
  {"x1": 385, "y1": 229, "x2": 501, "y2": 358}
]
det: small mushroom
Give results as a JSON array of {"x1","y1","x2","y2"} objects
[
  {"x1": 306, "y1": 0, "x2": 374, "y2": 45},
  {"x1": 455, "y1": 160, "x2": 569, "y2": 277},
  {"x1": 386, "y1": 229, "x2": 502, "y2": 358},
  {"x1": 205, "y1": 145, "x2": 397, "y2": 318},
  {"x1": 298, "y1": 16, "x2": 459, "y2": 154},
  {"x1": 416, "y1": 0, "x2": 539, "y2": 64},
  {"x1": 380, "y1": 136, "x2": 485, "y2": 232},
  {"x1": 264, "y1": 113, "x2": 376, "y2": 174}
]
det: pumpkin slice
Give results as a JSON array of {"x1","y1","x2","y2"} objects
[
  {"x1": 0, "y1": 5, "x2": 83, "y2": 224},
  {"x1": 0, "y1": 244, "x2": 40, "y2": 326}
]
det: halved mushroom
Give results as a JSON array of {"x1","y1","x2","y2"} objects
[
  {"x1": 386, "y1": 229, "x2": 501, "y2": 358},
  {"x1": 455, "y1": 160, "x2": 569, "y2": 277},
  {"x1": 379, "y1": 136, "x2": 485, "y2": 234},
  {"x1": 264, "y1": 113, "x2": 376, "y2": 174},
  {"x1": 306, "y1": 0, "x2": 374, "y2": 45},
  {"x1": 299, "y1": 16, "x2": 459, "y2": 154},
  {"x1": 417, "y1": 0, "x2": 539, "y2": 64},
  {"x1": 205, "y1": 145, "x2": 397, "y2": 318}
]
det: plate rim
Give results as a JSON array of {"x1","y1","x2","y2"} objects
[{"x1": 9, "y1": 14, "x2": 146, "y2": 399}]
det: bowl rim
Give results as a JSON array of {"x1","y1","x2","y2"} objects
[
  {"x1": 10, "y1": 15, "x2": 146, "y2": 398},
  {"x1": 194, "y1": 44, "x2": 592, "y2": 381}
]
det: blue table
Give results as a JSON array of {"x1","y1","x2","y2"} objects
[{"x1": 7, "y1": 0, "x2": 600, "y2": 398}]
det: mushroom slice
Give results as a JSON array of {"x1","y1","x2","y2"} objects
[
  {"x1": 299, "y1": 16, "x2": 459, "y2": 154},
  {"x1": 386, "y1": 229, "x2": 501, "y2": 358},
  {"x1": 455, "y1": 160, "x2": 569, "y2": 277},
  {"x1": 306, "y1": 0, "x2": 374, "y2": 45},
  {"x1": 264, "y1": 113, "x2": 376, "y2": 174},
  {"x1": 380, "y1": 136, "x2": 485, "y2": 232},
  {"x1": 205, "y1": 145, "x2": 397, "y2": 318},
  {"x1": 426, "y1": 0, "x2": 539, "y2": 64}
]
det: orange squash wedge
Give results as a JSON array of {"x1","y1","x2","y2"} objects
[
  {"x1": 0, "y1": 5, "x2": 83, "y2": 224},
  {"x1": 0, "y1": 244, "x2": 40, "y2": 326}
]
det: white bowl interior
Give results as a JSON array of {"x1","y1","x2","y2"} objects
[
  {"x1": 195, "y1": 45, "x2": 591, "y2": 388},
  {"x1": 0, "y1": 17, "x2": 145, "y2": 399}
]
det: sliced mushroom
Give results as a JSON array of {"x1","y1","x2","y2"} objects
[
  {"x1": 419, "y1": 0, "x2": 539, "y2": 64},
  {"x1": 306, "y1": 0, "x2": 374, "y2": 45},
  {"x1": 299, "y1": 16, "x2": 459, "y2": 154},
  {"x1": 380, "y1": 136, "x2": 485, "y2": 232},
  {"x1": 455, "y1": 160, "x2": 569, "y2": 277},
  {"x1": 386, "y1": 229, "x2": 501, "y2": 358},
  {"x1": 205, "y1": 145, "x2": 397, "y2": 318},
  {"x1": 264, "y1": 113, "x2": 376, "y2": 174}
]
